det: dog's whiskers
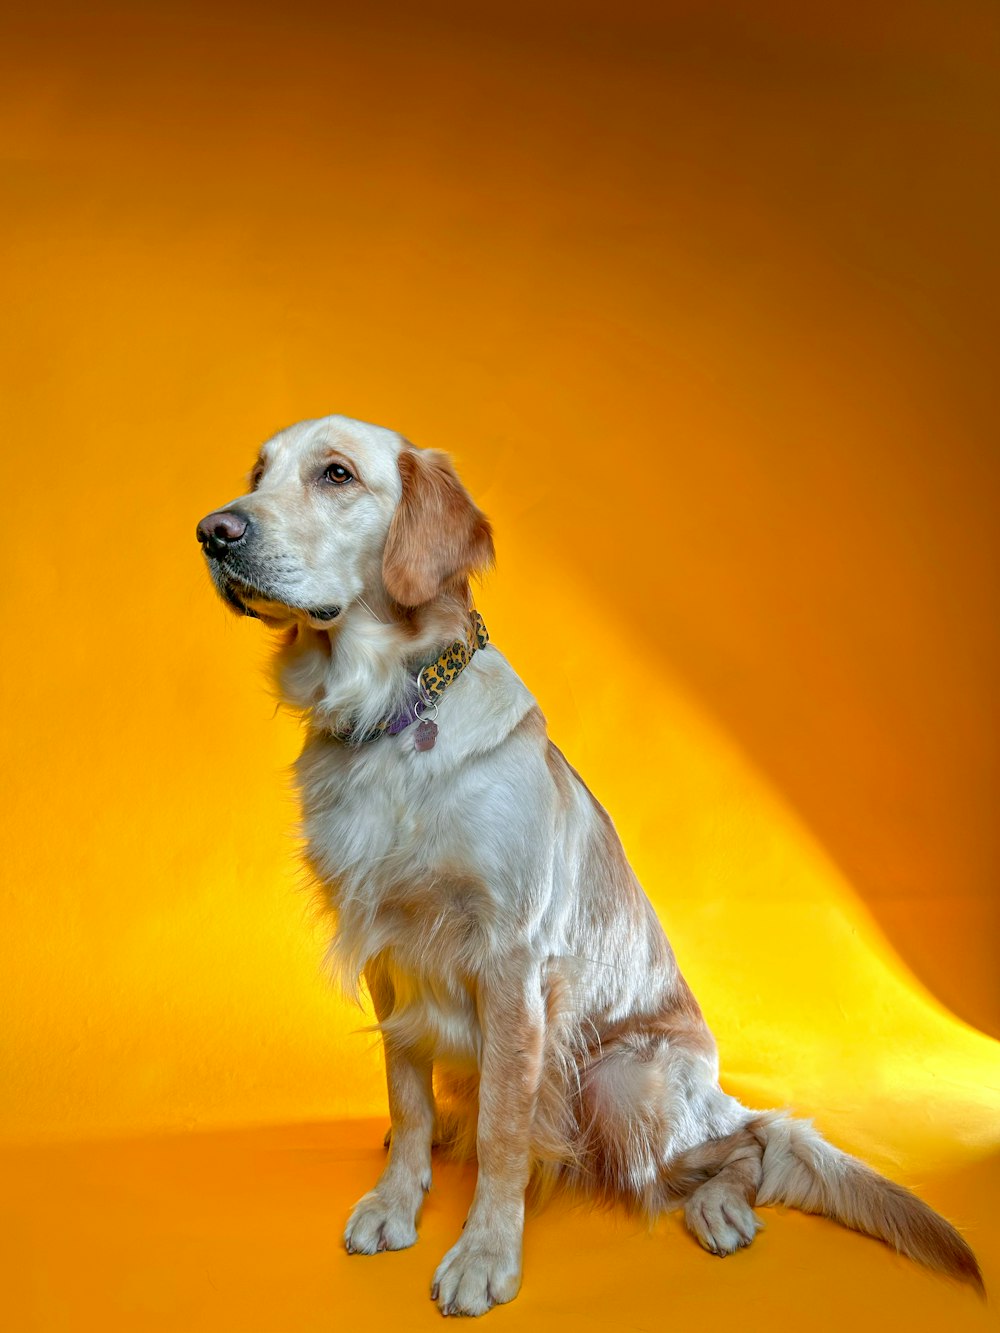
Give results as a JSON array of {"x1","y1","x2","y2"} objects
[{"x1": 355, "y1": 595, "x2": 388, "y2": 625}]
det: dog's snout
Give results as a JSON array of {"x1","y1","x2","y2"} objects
[{"x1": 196, "y1": 509, "x2": 250, "y2": 556}]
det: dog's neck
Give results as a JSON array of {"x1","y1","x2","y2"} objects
[{"x1": 274, "y1": 583, "x2": 476, "y2": 740}]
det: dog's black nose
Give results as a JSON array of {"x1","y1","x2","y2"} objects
[{"x1": 196, "y1": 509, "x2": 250, "y2": 556}]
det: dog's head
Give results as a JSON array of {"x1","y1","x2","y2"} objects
[{"x1": 196, "y1": 415, "x2": 494, "y2": 628}]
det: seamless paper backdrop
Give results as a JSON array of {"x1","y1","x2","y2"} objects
[{"x1": 1, "y1": 3, "x2": 998, "y2": 1331}]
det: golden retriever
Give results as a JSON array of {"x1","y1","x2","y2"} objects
[{"x1": 197, "y1": 414, "x2": 982, "y2": 1315}]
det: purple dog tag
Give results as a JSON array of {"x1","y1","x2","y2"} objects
[{"x1": 414, "y1": 719, "x2": 438, "y2": 751}]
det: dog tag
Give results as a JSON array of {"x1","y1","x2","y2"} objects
[{"x1": 414, "y1": 719, "x2": 438, "y2": 751}]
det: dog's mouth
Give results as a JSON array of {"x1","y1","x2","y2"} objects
[
  {"x1": 219, "y1": 578, "x2": 260, "y2": 619},
  {"x1": 216, "y1": 572, "x2": 340, "y2": 627}
]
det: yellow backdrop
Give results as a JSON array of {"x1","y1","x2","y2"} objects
[{"x1": 2, "y1": 2, "x2": 998, "y2": 1330}]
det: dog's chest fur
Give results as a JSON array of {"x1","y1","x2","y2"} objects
[{"x1": 294, "y1": 679, "x2": 545, "y2": 1064}]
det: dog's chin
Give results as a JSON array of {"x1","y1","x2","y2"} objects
[{"x1": 214, "y1": 573, "x2": 341, "y2": 630}]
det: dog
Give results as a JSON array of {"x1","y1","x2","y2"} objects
[{"x1": 197, "y1": 413, "x2": 982, "y2": 1316}]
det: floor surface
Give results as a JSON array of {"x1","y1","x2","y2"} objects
[{"x1": 3, "y1": 1119, "x2": 996, "y2": 1332}]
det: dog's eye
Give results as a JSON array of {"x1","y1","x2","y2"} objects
[
  {"x1": 250, "y1": 468, "x2": 264, "y2": 490},
  {"x1": 323, "y1": 463, "x2": 353, "y2": 485}
]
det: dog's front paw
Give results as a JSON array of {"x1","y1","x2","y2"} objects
[
  {"x1": 431, "y1": 1232, "x2": 522, "y2": 1317},
  {"x1": 344, "y1": 1187, "x2": 421, "y2": 1255}
]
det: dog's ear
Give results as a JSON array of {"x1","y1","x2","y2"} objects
[{"x1": 382, "y1": 448, "x2": 495, "y2": 607}]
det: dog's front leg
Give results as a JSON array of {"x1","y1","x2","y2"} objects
[
  {"x1": 344, "y1": 964, "x2": 434, "y2": 1254},
  {"x1": 432, "y1": 963, "x2": 545, "y2": 1317}
]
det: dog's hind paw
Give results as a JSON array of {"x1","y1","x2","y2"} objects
[{"x1": 684, "y1": 1181, "x2": 763, "y2": 1257}]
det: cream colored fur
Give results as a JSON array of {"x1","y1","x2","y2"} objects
[{"x1": 199, "y1": 414, "x2": 983, "y2": 1315}]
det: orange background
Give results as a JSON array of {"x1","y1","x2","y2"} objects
[{"x1": 1, "y1": 2, "x2": 998, "y2": 1330}]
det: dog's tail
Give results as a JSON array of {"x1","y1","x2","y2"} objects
[{"x1": 746, "y1": 1112, "x2": 983, "y2": 1293}]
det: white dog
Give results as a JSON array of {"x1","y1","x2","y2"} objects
[{"x1": 197, "y1": 414, "x2": 982, "y2": 1315}]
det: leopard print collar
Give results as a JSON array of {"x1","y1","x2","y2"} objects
[{"x1": 335, "y1": 610, "x2": 489, "y2": 747}]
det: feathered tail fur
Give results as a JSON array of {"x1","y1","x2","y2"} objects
[{"x1": 750, "y1": 1113, "x2": 983, "y2": 1293}]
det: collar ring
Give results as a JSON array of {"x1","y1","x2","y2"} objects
[{"x1": 414, "y1": 697, "x2": 439, "y2": 723}]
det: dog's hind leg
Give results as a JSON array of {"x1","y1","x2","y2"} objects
[
  {"x1": 681, "y1": 1129, "x2": 764, "y2": 1255},
  {"x1": 580, "y1": 1027, "x2": 765, "y2": 1254}
]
